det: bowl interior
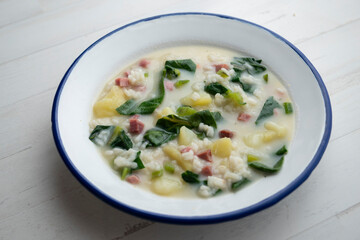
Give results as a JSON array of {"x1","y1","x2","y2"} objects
[{"x1": 53, "y1": 13, "x2": 330, "y2": 222}]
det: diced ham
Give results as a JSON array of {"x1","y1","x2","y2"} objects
[
  {"x1": 124, "y1": 71, "x2": 130, "y2": 77},
  {"x1": 237, "y1": 113, "x2": 251, "y2": 122},
  {"x1": 164, "y1": 80, "x2": 174, "y2": 91},
  {"x1": 139, "y1": 59, "x2": 150, "y2": 68},
  {"x1": 180, "y1": 147, "x2": 192, "y2": 153},
  {"x1": 126, "y1": 175, "x2": 140, "y2": 184},
  {"x1": 214, "y1": 64, "x2": 230, "y2": 72},
  {"x1": 201, "y1": 166, "x2": 212, "y2": 176},
  {"x1": 197, "y1": 150, "x2": 212, "y2": 162},
  {"x1": 115, "y1": 77, "x2": 130, "y2": 87},
  {"x1": 129, "y1": 118, "x2": 144, "y2": 134},
  {"x1": 219, "y1": 130, "x2": 235, "y2": 139}
]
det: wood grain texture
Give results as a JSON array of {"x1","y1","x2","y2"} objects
[{"x1": 0, "y1": 0, "x2": 359, "y2": 239}]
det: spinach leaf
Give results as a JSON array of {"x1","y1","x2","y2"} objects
[
  {"x1": 231, "y1": 178, "x2": 250, "y2": 191},
  {"x1": 143, "y1": 128, "x2": 176, "y2": 147},
  {"x1": 188, "y1": 110, "x2": 218, "y2": 129},
  {"x1": 248, "y1": 156, "x2": 284, "y2": 173},
  {"x1": 232, "y1": 57, "x2": 266, "y2": 75},
  {"x1": 164, "y1": 59, "x2": 196, "y2": 80},
  {"x1": 133, "y1": 151, "x2": 145, "y2": 170},
  {"x1": 231, "y1": 69, "x2": 256, "y2": 94},
  {"x1": 89, "y1": 125, "x2": 115, "y2": 146},
  {"x1": 108, "y1": 127, "x2": 133, "y2": 150},
  {"x1": 211, "y1": 111, "x2": 223, "y2": 121},
  {"x1": 204, "y1": 82, "x2": 229, "y2": 95},
  {"x1": 156, "y1": 114, "x2": 193, "y2": 133},
  {"x1": 165, "y1": 59, "x2": 196, "y2": 72},
  {"x1": 143, "y1": 109, "x2": 221, "y2": 147},
  {"x1": 181, "y1": 170, "x2": 200, "y2": 184},
  {"x1": 275, "y1": 145, "x2": 288, "y2": 156},
  {"x1": 255, "y1": 96, "x2": 281, "y2": 125},
  {"x1": 116, "y1": 70, "x2": 165, "y2": 115}
]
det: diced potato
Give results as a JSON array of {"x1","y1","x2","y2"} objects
[
  {"x1": 178, "y1": 126, "x2": 197, "y2": 146},
  {"x1": 264, "y1": 122, "x2": 287, "y2": 137},
  {"x1": 162, "y1": 146, "x2": 192, "y2": 170},
  {"x1": 243, "y1": 133, "x2": 263, "y2": 148},
  {"x1": 180, "y1": 92, "x2": 212, "y2": 107},
  {"x1": 93, "y1": 86, "x2": 127, "y2": 118},
  {"x1": 211, "y1": 138, "x2": 232, "y2": 158},
  {"x1": 151, "y1": 177, "x2": 182, "y2": 196},
  {"x1": 155, "y1": 107, "x2": 175, "y2": 119},
  {"x1": 262, "y1": 130, "x2": 278, "y2": 142}
]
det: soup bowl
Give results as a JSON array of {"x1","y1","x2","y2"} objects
[{"x1": 51, "y1": 12, "x2": 332, "y2": 224}]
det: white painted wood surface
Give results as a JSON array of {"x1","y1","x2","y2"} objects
[{"x1": 0, "y1": 0, "x2": 359, "y2": 239}]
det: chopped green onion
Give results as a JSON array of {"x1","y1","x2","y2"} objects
[
  {"x1": 203, "y1": 180, "x2": 208, "y2": 185},
  {"x1": 231, "y1": 178, "x2": 250, "y2": 191},
  {"x1": 247, "y1": 154, "x2": 260, "y2": 162},
  {"x1": 164, "y1": 162, "x2": 175, "y2": 173},
  {"x1": 176, "y1": 106, "x2": 197, "y2": 116},
  {"x1": 216, "y1": 69, "x2": 229, "y2": 78},
  {"x1": 283, "y1": 102, "x2": 293, "y2": 114},
  {"x1": 174, "y1": 80, "x2": 190, "y2": 88},
  {"x1": 224, "y1": 91, "x2": 246, "y2": 106},
  {"x1": 152, "y1": 169, "x2": 163, "y2": 179},
  {"x1": 121, "y1": 167, "x2": 131, "y2": 180},
  {"x1": 275, "y1": 145, "x2": 288, "y2": 156},
  {"x1": 263, "y1": 74, "x2": 268, "y2": 83},
  {"x1": 144, "y1": 72, "x2": 149, "y2": 77},
  {"x1": 181, "y1": 170, "x2": 200, "y2": 184}
]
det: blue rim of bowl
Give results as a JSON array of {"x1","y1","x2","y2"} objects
[{"x1": 51, "y1": 12, "x2": 332, "y2": 224}]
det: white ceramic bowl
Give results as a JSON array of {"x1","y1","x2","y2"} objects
[{"x1": 52, "y1": 13, "x2": 332, "y2": 224}]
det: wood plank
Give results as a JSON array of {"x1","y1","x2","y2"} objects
[
  {"x1": 289, "y1": 202, "x2": 360, "y2": 240},
  {"x1": 0, "y1": 0, "x2": 42, "y2": 28},
  {"x1": 0, "y1": 0, "x2": 359, "y2": 65}
]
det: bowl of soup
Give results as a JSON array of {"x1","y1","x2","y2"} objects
[{"x1": 52, "y1": 13, "x2": 332, "y2": 224}]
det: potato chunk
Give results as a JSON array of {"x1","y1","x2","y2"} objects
[
  {"x1": 151, "y1": 177, "x2": 182, "y2": 196},
  {"x1": 163, "y1": 145, "x2": 192, "y2": 170},
  {"x1": 211, "y1": 138, "x2": 232, "y2": 158},
  {"x1": 178, "y1": 126, "x2": 197, "y2": 146},
  {"x1": 180, "y1": 92, "x2": 212, "y2": 107},
  {"x1": 93, "y1": 86, "x2": 127, "y2": 118},
  {"x1": 155, "y1": 107, "x2": 175, "y2": 119}
]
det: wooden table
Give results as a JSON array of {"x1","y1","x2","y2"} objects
[{"x1": 1, "y1": 0, "x2": 359, "y2": 239}]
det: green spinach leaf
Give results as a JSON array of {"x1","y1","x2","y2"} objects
[
  {"x1": 165, "y1": 59, "x2": 196, "y2": 72},
  {"x1": 89, "y1": 125, "x2": 115, "y2": 146},
  {"x1": 108, "y1": 127, "x2": 133, "y2": 150},
  {"x1": 248, "y1": 156, "x2": 284, "y2": 173},
  {"x1": 164, "y1": 59, "x2": 196, "y2": 80},
  {"x1": 232, "y1": 57, "x2": 267, "y2": 75},
  {"x1": 133, "y1": 151, "x2": 145, "y2": 170},
  {"x1": 143, "y1": 128, "x2": 176, "y2": 147},
  {"x1": 231, "y1": 69, "x2": 256, "y2": 94},
  {"x1": 204, "y1": 82, "x2": 229, "y2": 95},
  {"x1": 116, "y1": 70, "x2": 165, "y2": 115},
  {"x1": 255, "y1": 96, "x2": 281, "y2": 125},
  {"x1": 156, "y1": 114, "x2": 193, "y2": 133},
  {"x1": 231, "y1": 178, "x2": 250, "y2": 191},
  {"x1": 181, "y1": 170, "x2": 200, "y2": 184}
]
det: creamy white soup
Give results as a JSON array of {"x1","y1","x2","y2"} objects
[{"x1": 89, "y1": 45, "x2": 295, "y2": 198}]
